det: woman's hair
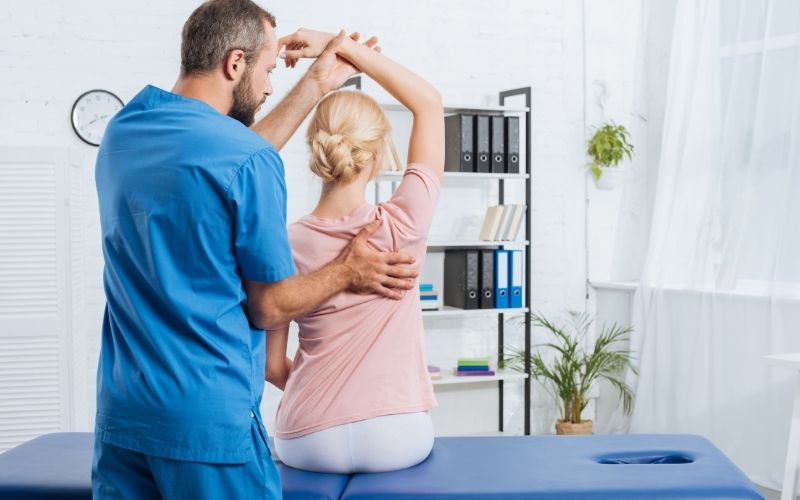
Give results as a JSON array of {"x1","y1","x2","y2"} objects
[{"x1": 306, "y1": 90, "x2": 401, "y2": 184}]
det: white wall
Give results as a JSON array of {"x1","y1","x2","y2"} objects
[
  {"x1": 0, "y1": 0, "x2": 649, "y2": 445},
  {"x1": 585, "y1": 0, "x2": 676, "y2": 284}
]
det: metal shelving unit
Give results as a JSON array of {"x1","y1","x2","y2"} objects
[
  {"x1": 351, "y1": 75, "x2": 533, "y2": 435},
  {"x1": 499, "y1": 87, "x2": 532, "y2": 435}
]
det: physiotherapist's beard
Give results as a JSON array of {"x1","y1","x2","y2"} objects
[{"x1": 229, "y1": 69, "x2": 261, "y2": 127}]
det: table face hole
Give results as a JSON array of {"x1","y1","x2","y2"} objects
[{"x1": 598, "y1": 454, "x2": 693, "y2": 465}]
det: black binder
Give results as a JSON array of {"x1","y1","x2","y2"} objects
[
  {"x1": 490, "y1": 115, "x2": 505, "y2": 173},
  {"x1": 445, "y1": 114, "x2": 475, "y2": 173},
  {"x1": 479, "y1": 249, "x2": 495, "y2": 309},
  {"x1": 444, "y1": 250, "x2": 479, "y2": 310},
  {"x1": 505, "y1": 116, "x2": 520, "y2": 174},
  {"x1": 475, "y1": 115, "x2": 490, "y2": 173}
]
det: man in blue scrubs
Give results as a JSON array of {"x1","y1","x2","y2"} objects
[{"x1": 92, "y1": 1, "x2": 415, "y2": 498}]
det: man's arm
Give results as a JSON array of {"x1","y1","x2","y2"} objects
[
  {"x1": 265, "y1": 325, "x2": 292, "y2": 390},
  {"x1": 251, "y1": 31, "x2": 379, "y2": 149},
  {"x1": 245, "y1": 220, "x2": 418, "y2": 329},
  {"x1": 250, "y1": 76, "x2": 323, "y2": 150}
]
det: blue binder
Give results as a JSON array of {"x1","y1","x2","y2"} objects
[
  {"x1": 494, "y1": 249, "x2": 510, "y2": 308},
  {"x1": 509, "y1": 249, "x2": 523, "y2": 308}
]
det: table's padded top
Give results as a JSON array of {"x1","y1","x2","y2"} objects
[
  {"x1": 0, "y1": 433, "x2": 763, "y2": 500},
  {"x1": 0, "y1": 432, "x2": 92, "y2": 500},
  {"x1": 276, "y1": 462, "x2": 351, "y2": 500},
  {"x1": 340, "y1": 434, "x2": 763, "y2": 499},
  {"x1": 0, "y1": 432, "x2": 350, "y2": 500}
]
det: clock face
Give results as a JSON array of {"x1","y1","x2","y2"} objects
[{"x1": 71, "y1": 90, "x2": 124, "y2": 147}]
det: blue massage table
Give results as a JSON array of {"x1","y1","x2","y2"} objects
[{"x1": 0, "y1": 432, "x2": 763, "y2": 499}]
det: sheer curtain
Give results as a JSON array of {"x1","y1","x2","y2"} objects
[{"x1": 626, "y1": 0, "x2": 800, "y2": 489}]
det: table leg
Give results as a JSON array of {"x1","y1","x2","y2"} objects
[{"x1": 782, "y1": 372, "x2": 800, "y2": 500}]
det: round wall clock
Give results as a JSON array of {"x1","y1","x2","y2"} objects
[{"x1": 70, "y1": 89, "x2": 124, "y2": 147}]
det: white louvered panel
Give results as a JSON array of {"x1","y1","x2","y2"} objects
[
  {"x1": 67, "y1": 152, "x2": 90, "y2": 430},
  {"x1": 0, "y1": 148, "x2": 71, "y2": 452},
  {"x1": 0, "y1": 159, "x2": 59, "y2": 319},
  {"x1": 0, "y1": 335, "x2": 62, "y2": 451}
]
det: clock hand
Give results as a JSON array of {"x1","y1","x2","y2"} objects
[{"x1": 86, "y1": 115, "x2": 110, "y2": 126}]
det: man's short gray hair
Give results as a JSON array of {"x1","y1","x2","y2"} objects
[{"x1": 181, "y1": 0, "x2": 276, "y2": 76}]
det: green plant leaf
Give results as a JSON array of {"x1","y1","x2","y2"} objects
[
  {"x1": 504, "y1": 310, "x2": 638, "y2": 421},
  {"x1": 587, "y1": 121, "x2": 634, "y2": 172}
]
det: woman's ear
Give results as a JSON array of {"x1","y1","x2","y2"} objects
[
  {"x1": 223, "y1": 49, "x2": 247, "y2": 82},
  {"x1": 371, "y1": 149, "x2": 383, "y2": 180}
]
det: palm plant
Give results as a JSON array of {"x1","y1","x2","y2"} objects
[{"x1": 504, "y1": 311, "x2": 637, "y2": 425}]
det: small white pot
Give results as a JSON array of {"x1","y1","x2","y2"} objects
[{"x1": 594, "y1": 167, "x2": 626, "y2": 190}]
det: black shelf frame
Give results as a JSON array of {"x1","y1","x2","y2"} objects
[
  {"x1": 362, "y1": 75, "x2": 533, "y2": 436},
  {"x1": 498, "y1": 87, "x2": 532, "y2": 435}
]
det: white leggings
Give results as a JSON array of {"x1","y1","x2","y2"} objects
[{"x1": 274, "y1": 412, "x2": 434, "y2": 474}]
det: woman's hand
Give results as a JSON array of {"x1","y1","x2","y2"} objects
[
  {"x1": 305, "y1": 32, "x2": 380, "y2": 95},
  {"x1": 278, "y1": 27, "x2": 336, "y2": 63},
  {"x1": 279, "y1": 28, "x2": 380, "y2": 70}
]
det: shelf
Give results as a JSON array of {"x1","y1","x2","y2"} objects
[
  {"x1": 432, "y1": 370, "x2": 528, "y2": 386},
  {"x1": 379, "y1": 101, "x2": 529, "y2": 114},
  {"x1": 421, "y1": 307, "x2": 528, "y2": 318},
  {"x1": 378, "y1": 171, "x2": 529, "y2": 181},
  {"x1": 427, "y1": 240, "x2": 529, "y2": 249}
]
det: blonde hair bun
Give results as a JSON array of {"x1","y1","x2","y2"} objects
[
  {"x1": 310, "y1": 130, "x2": 359, "y2": 183},
  {"x1": 306, "y1": 90, "x2": 401, "y2": 184}
]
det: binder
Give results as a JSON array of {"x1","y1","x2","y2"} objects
[
  {"x1": 499, "y1": 204, "x2": 525, "y2": 241},
  {"x1": 444, "y1": 250, "x2": 479, "y2": 310},
  {"x1": 445, "y1": 114, "x2": 475, "y2": 173},
  {"x1": 479, "y1": 249, "x2": 495, "y2": 309},
  {"x1": 509, "y1": 249, "x2": 523, "y2": 308},
  {"x1": 479, "y1": 205, "x2": 504, "y2": 241},
  {"x1": 490, "y1": 115, "x2": 505, "y2": 173},
  {"x1": 475, "y1": 115, "x2": 490, "y2": 173},
  {"x1": 495, "y1": 205, "x2": 514, "y2": 241},
  {"x1": 494, "y1": 249, "x2": 510, "y2": 309},
  {"x1": 506, "y1": 205, "x2": 525, "y2": 241},
  {"x1": 505, "y1": 116, "x2": 520, "y2": 174}
]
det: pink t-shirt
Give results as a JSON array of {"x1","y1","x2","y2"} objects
[{"x1": 273, "y1": 164, "x2": 440, "y2": 439}]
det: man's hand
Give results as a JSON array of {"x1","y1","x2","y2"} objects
[
  {"x1": 279, "y1": 28, "x2": 381, "y2": 95},
  {"x1": 336, "y1": 220, "x2": 418, "y2": 299}
]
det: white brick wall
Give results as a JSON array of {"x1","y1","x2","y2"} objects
[{"x1": 0, "y1": 0, "x2": 651, "y2": 437}]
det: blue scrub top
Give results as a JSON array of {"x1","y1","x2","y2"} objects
[{"x1": 94, "y1": 85, "x2": 295, "y2": 463}]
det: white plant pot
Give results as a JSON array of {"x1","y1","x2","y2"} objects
[{"x1": 594, "y1": 167, "x2": 626, "y2": 190}]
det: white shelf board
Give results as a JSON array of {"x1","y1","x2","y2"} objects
[
  {"x1": 763, "y1": 353, "x2": 800, "y2": 370},
  {"x1": 427, "y1": 240, "x2": 529, "y2": 249},
  {"x1": 432, "y1": 370, "x2": 528, "y2": 386},
  {"x1": 421, "y1": 306, "x2": 528, "y2": 318},
  {"x1": 380, "y1": 101, "x2": 529, "y2": 114},
  {"x1": 378, "y1": 171, "x2": 528, "y2": 181}
]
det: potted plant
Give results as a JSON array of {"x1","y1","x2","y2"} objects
[
  {"x1": 504, "y1": 311, "x2": 637, "y2": 435},
  {"x1": 587, "y1": 121, "x2": 634, "y2": 190}
]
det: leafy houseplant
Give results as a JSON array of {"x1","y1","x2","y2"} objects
[
  {"x1": 587, "y1": 121, "x2": 634, "y2": 182},
  {"x1": 504, "y1": 311, "x2": 637, "y2": 435}
]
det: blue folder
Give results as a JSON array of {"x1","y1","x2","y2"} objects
[
  {"x1": 494, "y1": 249, "x2": 509, "y2": 308},
  {"x1": 509, "y1": 249, "x2": 523, "y2": 308}
]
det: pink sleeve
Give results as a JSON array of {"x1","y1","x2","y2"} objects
[{"x1": 379, "y1": 164, "x2": 441, "y2": 240}]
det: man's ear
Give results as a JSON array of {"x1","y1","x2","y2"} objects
[{"x1": 223, "y1": 49, "x2": 247, "y2": 82}]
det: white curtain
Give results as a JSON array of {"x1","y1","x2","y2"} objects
[{"x1": 626, "y1": 0, "x2": 800, "y2": 490}]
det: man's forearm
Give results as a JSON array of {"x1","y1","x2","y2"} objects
[
  {"x1": 251, "y1": 76, "x2": 324, "y2": 150},
  {"x1": 252, "y1": 260, "x2": 351, "y2": 329}
]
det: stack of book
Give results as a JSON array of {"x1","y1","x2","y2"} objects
[
  {"x1": 455, "y1": 357, "x2": 495, "y2": 377},
  {"x1": 428, "y1": 365, "x2": 442, "y2": 380},
  {"x1": 479, "y1": 204, "x2": 525, "y2": 241},
  {"x1": 419, "y1": 283, "x2": 439, "y2": 310}
]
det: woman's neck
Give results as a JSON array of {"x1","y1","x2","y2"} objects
[{"x1": 311, "y1": 176, "x2": 370, "y2": 220}]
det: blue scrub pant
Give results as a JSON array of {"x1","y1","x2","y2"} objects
[{"x1": 92, "y1": 416, "x2": 281, "y2": 499}]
